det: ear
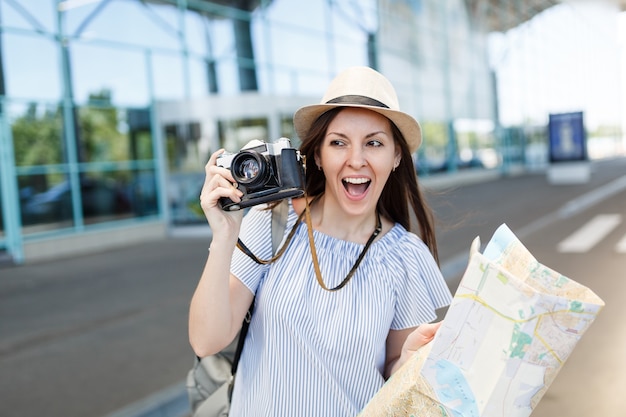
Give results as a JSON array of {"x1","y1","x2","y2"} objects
[
  {"x1": 394, "y1": 147, "x2": 402, "y2": 168},
  {"x1": 314, "y1": 154, "x2": 322, "y2": 170}
]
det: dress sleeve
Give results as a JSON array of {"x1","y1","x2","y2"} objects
[
  {"x1": 390, "y1": 234, "x2": 453, "y2": 330},
  {"x1": 230, "y1": 205, "x2": 273, "y2": 294}
]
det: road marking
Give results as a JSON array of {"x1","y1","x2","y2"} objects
[
  {"x1": 442, "y1": 174, "x2": 626, "y2": 281},
  {"x1": 557, "y1": 214, "x2": 622, "y2": 253},
  {"x1": 617, "y1": 234, "x2": 626, "y2": 253},
  {"x1": 558, "y1": 175, "x2": 626, "y2": 217}
]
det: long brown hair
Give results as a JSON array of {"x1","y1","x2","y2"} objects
[{"x1": 298, "y1": 107, "x2": 439, "y2": 264}]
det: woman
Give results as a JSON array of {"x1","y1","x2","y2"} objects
[{"x1": 189, "y1": 66, "x2": 452, "y2": 416}]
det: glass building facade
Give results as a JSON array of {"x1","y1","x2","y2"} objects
[{"x1": 0, "y1": 0, "x2": 622, "y2": 264}]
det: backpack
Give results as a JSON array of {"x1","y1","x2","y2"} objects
[{"x1": 186, "y1": 201, "x2": 289, "y2": 417}]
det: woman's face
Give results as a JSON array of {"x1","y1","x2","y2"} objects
[{"x1": 315, "y1": 107, "x2": 400, "y2": 217}]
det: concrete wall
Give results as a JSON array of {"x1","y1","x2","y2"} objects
[{"x1": 22, "y1": 221, "x2": 168, "y2": 263}]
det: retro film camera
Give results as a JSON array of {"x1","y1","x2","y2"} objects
[{"x1": 216, "y1": 138, "x2": 305, "y2": 211}]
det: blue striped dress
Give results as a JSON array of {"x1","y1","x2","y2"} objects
[{"x1": 229, "y1": 202, "x2": 452, "y2": 416}]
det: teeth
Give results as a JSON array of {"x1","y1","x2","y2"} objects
[{"x1": 344, "y1": 178, "x2": 370, "y2": 184}]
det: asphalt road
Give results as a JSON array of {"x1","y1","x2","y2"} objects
[{"x1": 1, "y1": 157, "x2": 625, "y2": 417}]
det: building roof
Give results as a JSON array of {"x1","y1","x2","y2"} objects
[
  {"x1": 150, "y1": 0, "x2": 625, "y2": 33},
  {"x1": 465, "y1": 0, "x2": 626, "y2": 32}
]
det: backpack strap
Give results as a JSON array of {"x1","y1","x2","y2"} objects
[
  {"x1": 230, "y1": 300, "x2": 253, "y2": 375},
  {"x1": 271, "y1": 200, "x2": 289, "y2": 255},
  {"x1": 236, "y1": 200, "x2": 290, "y2": 264}
]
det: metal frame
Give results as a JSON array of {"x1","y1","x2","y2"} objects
[{"x1": 465, "y1": 0, "x2": 626, "y2": 33}]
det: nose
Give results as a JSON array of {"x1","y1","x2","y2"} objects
[{"x1": 347, "y1": 146, "x2": 367, "y2": 168}]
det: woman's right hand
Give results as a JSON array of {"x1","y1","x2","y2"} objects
[
  {"x1": 199, "y1": 149, "x2": 245, "y2": 242},
  {"x1": 190, "y1": 149, "x2": 250, "y2": 357}
]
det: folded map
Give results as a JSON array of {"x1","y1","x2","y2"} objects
[{"x1": 359, "y1": 224, "x2": 605, "y2": 417}]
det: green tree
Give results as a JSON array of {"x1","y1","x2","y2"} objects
[
  {"x1": 78, "y1": 89, "x2": 129, "y2": 163},
  {"x1": 12, "y1": 103, "x2": 63, "y2": 167}
]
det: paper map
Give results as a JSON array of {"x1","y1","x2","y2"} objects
[{"x1": 359, "y1": 224, "x2": 605, "y2": 417}]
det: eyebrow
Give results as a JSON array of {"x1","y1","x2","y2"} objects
[{"x1": 326, "y1": 131, "x2": 390, "y2": 139}]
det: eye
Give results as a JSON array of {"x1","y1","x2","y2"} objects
[
  {"x1": 329, "y1": 139, "x2": 346, "y2": 147},
  {"x1": 367, "y1": 139, "x2": 383, "y2": 147}
]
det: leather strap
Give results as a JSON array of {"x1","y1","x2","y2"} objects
[
  {"x1": 303, "y1": 195, "x2": 381, "y2": 291},
  {"x1": 237, "y1": 195, "x2": 381, "y2": 291},
  {"x1": 236, "y1": 201, "x2": 297, "y2": 265}
]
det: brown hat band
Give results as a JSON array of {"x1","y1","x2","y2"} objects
[{"x1": 326, "y1": 95, "x2": 389, "y2": 109}]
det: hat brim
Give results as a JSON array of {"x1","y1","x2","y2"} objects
[{"x1": 293, "y1": 103, "x2": 422, "y2": 154}]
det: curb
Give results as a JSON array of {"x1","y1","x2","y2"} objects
[{"x1": 102, "y1": 381, "x2": 190, "y2": 417}]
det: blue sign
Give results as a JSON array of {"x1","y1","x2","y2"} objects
[{"x1": 548, "y1": 112, "x2": 587, "y2": 162}]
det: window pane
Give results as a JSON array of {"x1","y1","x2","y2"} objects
[
  {"x1": 64, "y1": 1, "x2": 179, "y2": 50},
  {"x1": 261, "y1": 1, "x2": 325, "y2": 31},
  {"x1": 184, "y1": 9, "x2": 211, "y2": 56},
  {"x1": 19, "y1": 172, "x2": 74, "y2": 232},
  {"x1": 168, "y1": 171, "x2": 203, "y2": 225},
  {"x1": 333, "y1": 34, "x2": 369, "y2": 70},
  {"x1": 188, "y1": 56, "x2": 210, "y2": 98},
  {"x1": 78, "y1": 172, "x2": 132, "y2": 225},
  {"x1": 77, "y1": 105, "x2": 131, "y2": 163},
  {"x1": 126, "y1": 170, "x2": 159, "y2": 218},
  {"x1": 3, "y1": 33, "x2": 61, "y2": 100},
  {"x1": 218, "y1": 117, "x2": 269, "y2": 152},
  {"x1": 126, "y1": 108, "x2": 154, "y2": 160},
  {"x1": 214, "y1": 59, "x2": 240, "y2": 95},
  {"x1": 152, "y1": 52, "x2": 186, "y2": 100},
  {"x1": 280, "y1": 115, "x2": 298, "y2": 147},
  {"x1": 18, "y1": 169, "x2": 158, "y2": 231},
  {"x1": 2, "y1": 0, "x2": 56, "y2": 33},
  {"x1": 165, "y1": 122, "x2": 204, "y2": 173},
  {"x1": 71, "y1": 43, "x2": 148, "y2": 106},
  {"x1": 265, "y1": 26, "x2": 327, "y2": 76},
  {"x1": 10, "y1": 102, "x2": 64, "y2": 166}
]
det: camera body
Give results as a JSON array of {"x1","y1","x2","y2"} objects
[{"x1": 216, "y1": 138, "x2": 305, "y2": 211}]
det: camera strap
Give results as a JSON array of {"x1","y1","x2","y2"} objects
[
  {"x1": 302, "y1": 194, "x2": 382, "y2": 292},
  {"x1": 236, "y1": 195, "x2": 382, "y2": 292},
  {"x1": 236, "y1": 200, "x2": 293, "y2": 264}
]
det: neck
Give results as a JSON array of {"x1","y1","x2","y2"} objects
[{"x1": 310, "y1": 196, "x2": 380, "y2": 244}]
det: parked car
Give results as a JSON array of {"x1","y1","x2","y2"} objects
[{"x1": 21, "y1": 177, "x2": 131, "y2": 225}]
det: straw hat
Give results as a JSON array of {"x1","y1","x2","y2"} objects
[{"x1": 293, "y1": 66, "x2": 422, "y2": 153}]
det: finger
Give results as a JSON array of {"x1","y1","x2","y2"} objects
[
  {"x1": 206, "y1": 149, "x2": 234, "y2": 179},
  {"x1": 207, "y1": 149, "x2": 225, "y2": 167},
  {"x1": 419, "y1": 321, "x2": 442, "y2": 338},
  {"x1": 208, "y1": 165, "x2": 236, "y2": 184},
  {"x1": 206, "y1": 155, "x2": 237, "y2": 186},
  {"x1": 201, "y1": 187, "x2": 241, "y2": 210},
  {"x1": 404, "y1": 322, "x2": 442, "y2": 354},
  {"x1": 202, "y1": 150, "x2": 237, "y2": 193},
  {"x1": 200, "y1": 176, "x2": 243, "y2": 209},
  {"x1": 207, "y1": 173, "x2": 238, "y2": 192}
]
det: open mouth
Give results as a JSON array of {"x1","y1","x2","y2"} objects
[{"x1": 342, "y1": 177, "x2": 371, "y2": 196}]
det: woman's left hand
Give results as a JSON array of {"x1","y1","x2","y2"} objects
[
  {"x1": 401, "y1": 321, "x2": 441, "y2": 357},
  {"x1": 385, "y1": 321, "x2": 442, "y2": 378}
]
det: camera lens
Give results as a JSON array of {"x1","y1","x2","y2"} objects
[
  {"x1": 239, "y1": 158, "x2": 260, "y2": 180},
  {"x1": 231, "y1": 151, "x2": 268, "y2": 186}
]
